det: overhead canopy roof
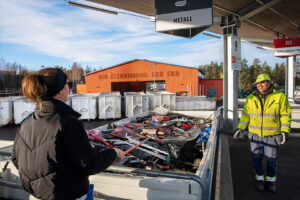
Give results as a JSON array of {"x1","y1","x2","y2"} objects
[{"x1": 87, "y1": 0, "x2": 300, "y2": 47}]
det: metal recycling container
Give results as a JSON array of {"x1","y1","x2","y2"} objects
[
  {"x1": 147, "y1": 91, "x2": 176, "y2": 111},
  {"x1": 175, "y1": 96, "x2": 215, "y2": 111},
  {"x1": 98, "y1": 92, "x2": 121, "y2": 119},
  {"x1": 71, "y1": 93, "x2": 99, "y2": 120},
  {"x1": 124, "y1": 92, "x2": 149, "y2": 118},
  {"x1": 88, "y1": 108, "x2": 222, "y2": 200},
  {"x1": 66, "y1": 94, "x2": 76, "y2": 107},
  {"x1": 0, "y1": 97, "x2": 13, "y2": 126},
  {"x1": 0, "y1": 108, "x2": 222, "y2": 200},
  {"x1": 13, "y1": 97, "x2": 36, "y2": 124}
]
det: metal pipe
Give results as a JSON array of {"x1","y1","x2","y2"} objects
[
  {"x1": 66, "y1": 1, "x2": 118, "y2": 15},
  {"x1": 125, "y1": 137, "x2": 170, "y2": 156},
  {"x1": 132, "y1": 168, "x2": 205, "y2": 200},
  {"x1": 223, "y1": 35, "x2": 229, "y2": 129},
  {"x1": 202, "y1": 33, "x2": 221, "y2": 39}
]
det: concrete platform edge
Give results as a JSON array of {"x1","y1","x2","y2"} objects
[{"x1": 215, "y1": 133, "x2": 234, "y2": 200}]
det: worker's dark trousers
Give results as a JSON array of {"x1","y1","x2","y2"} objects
[{"x1": 248, "y1": 133, "x2": 281, "y2": 181}]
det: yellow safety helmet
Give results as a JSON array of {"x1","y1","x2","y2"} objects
[{"x1": 254, "y1": 74, "x2": 270, "y2": 85}]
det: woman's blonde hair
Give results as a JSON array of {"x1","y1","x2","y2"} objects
[{"x1": 22, "y1": 68, "x2": 62, "y2": 109}]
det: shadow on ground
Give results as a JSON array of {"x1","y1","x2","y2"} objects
[{"x1": 229, "y1": 137, "x2": 300, "y2": 200}]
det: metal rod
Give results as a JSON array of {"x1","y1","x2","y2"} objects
[
  {"x1": 202, "y1": 32, "x2": 221, "y2": 39},
  {"x1": 112, "y1": 140, "x2": 167, "y2": 160},
  {"x1": 124, "y1": 137, "x2": 151, "y2": 154},
  {"x1": 66, "y1": 1, "x2": 118, "y2": 15}
]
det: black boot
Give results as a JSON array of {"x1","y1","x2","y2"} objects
[
  {"x1": 256, "y1": 180, "x2": 264, "y2": 191},
  {"x1": 266, "y1": 182, "x2": 277, "y2": 193}
]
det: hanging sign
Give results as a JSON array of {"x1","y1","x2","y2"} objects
[
  {"x1": 274, "y1": 37, "x2": 300, "y2": 57},
  {"x1": 155, "y1": 0, "x2": 213, "y2": 38},
  {"x1": 231, "y1": 36, "x2": 241, "y2": 71}
]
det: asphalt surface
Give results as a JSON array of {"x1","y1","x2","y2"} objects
[{"x1": 229, "y1": 136, "x2": 300, "y2": 200}]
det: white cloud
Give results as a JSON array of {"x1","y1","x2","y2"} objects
[
  {"x1": 150, "y1": 38, "x2": 223, "y2": 67},
  {"x1": 241, "y1": 42, "x2": 285, "y2": 66},
  {"x1": 0, "y1": 0, "x2": 172, "y2": 64}
]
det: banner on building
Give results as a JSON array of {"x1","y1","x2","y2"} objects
[
  {"x1": 274, "y1": 37, "x2": 300, "y2": 57},
  {"x1": 155, "y1": 0, "x2": 213, "y2": 38}
]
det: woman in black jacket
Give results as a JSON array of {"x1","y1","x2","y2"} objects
[{"x1": 12, "y1": 68, "x2": 124, "y2": 200}]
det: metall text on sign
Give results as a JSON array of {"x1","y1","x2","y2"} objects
[{"x1": 155, "y1": 0, "x2": 213, "y2": 38}]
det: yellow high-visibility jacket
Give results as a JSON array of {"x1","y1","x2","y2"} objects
[{"x1": 238, "y1": 89, "x2": 291, "y2": 137}]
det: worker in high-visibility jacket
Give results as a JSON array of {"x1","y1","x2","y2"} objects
[{"x1": 234, "y1": 73, "x2": 291, "y2": 193}]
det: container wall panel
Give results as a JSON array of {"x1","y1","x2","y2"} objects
[
  {"x1": 98, "y1": 92, "x2": 121, "y2": 119},
  {"x1": 13, "y1": 98, "x2": 36, "y2": 124},
  {"x1": 0, "y1": 98, "x2": 13, "y2": 126}
]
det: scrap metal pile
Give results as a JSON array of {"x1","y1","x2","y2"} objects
[{"x1": 86, "y1": 108, "x2": 212, "y2": 173}]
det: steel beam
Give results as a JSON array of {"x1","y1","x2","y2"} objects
[
  {"x1": 222, "y1": 16, "x2": 240, "y2": 131},
  {"x1": 240, "y1": 0, "x2": 282, "y2": 20},
  {"x1": 287, "y1": 56, "x2": 296, "y2": 102},
  {"x1": 255, "y1": 0, "x2": 299, "y2": 27}
]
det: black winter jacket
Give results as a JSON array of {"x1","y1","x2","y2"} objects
[{"x1": 12, "y1": 98, "x2": 116, "y2": 200}]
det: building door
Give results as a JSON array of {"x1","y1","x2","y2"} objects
[
  {"x1": 111, "y1": 81, "x2": 146, "y2": 95},
  {"x1": 207, "y1": 88, "x2": 218, "y2": 98}
]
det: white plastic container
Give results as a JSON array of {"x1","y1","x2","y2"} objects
[
  {"x1": 13, "y1": 97, "x2": 36, "y2": 124},
  {"x1": 66, "y1": 94, "x2": 76, "y2": 107},
  {"x1": 71, "y1": 93, "x2": 99, "y2": 120},
  {"x1": 147, "y1": 91, "x2": 176, "y2": 111},
  {"x1": 175, "y1": 96, "x2": 215, "y2": 111},
  {"x1": 125, "y1": 92, "x2": 149, "y2": 118},
  {"x1": 98, "y1": 92, "x2": 121, "y2": 119},
  {"x1": 0, "y1": 97, "x2": 13, "y2": 126}
]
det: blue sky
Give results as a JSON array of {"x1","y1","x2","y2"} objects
[{"x1": 0, "y1": 0, "x2": 285, "y2": 71}]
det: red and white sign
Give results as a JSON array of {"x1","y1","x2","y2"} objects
[
  {"x1": 231, "y1": 36, "x2": 241, "y2": 70},
  {"x1": 274, "y1": 37, "x2": 300, "y2": 57}
]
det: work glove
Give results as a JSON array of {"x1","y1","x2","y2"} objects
[
  {"x1": 233, "y1": 129, "x2": 243, "y2": 139},
  {"x1": 280, "y1": 132, "x2": 288, "y2": 145}
]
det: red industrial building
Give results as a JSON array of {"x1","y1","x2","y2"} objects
[
  {"x1": 199, "y1": 79, "x2": 223, "y2": 99},
  {"x1": 79, "y1": 59, "x2": 223, "y2": 99}
]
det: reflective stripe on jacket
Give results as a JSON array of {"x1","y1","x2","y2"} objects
[{"x1": 238, "y1": 89, "x2": 291, "y2": 137}]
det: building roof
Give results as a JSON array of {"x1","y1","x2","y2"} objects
[
  {"x1": 88, "y1": 0, "x2": 300, "y2": 48},
  {"x1": 84, "y1": 59, "x2": 204, "y2": 76}
]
